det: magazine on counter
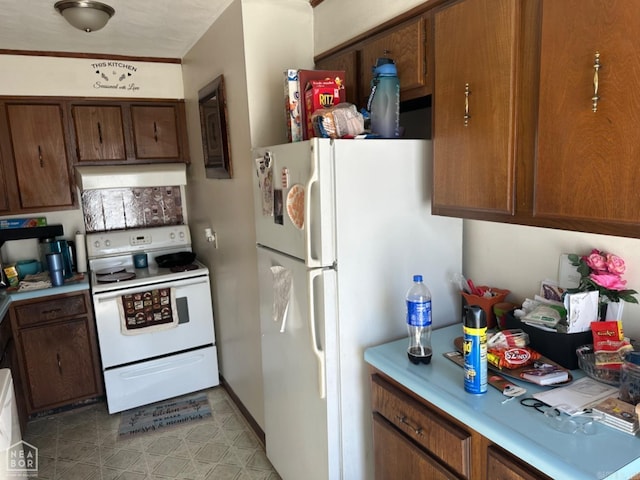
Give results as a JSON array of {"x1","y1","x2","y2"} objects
[{"x1": 532, "y1": 377, "x2": 618, "y2": 415}]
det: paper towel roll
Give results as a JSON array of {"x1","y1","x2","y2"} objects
[{"x1": 75, "y1": 232, "x2": 87, "y2": 273}]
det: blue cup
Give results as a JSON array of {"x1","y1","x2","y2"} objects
[
  {"x1": 133, "y1": 253, "x2": 148, "y2": 269},
  {"x1": 47, "y1": 253, "x2": 64, "y2": 287}
]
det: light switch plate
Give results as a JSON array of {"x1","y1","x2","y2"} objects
[{"x1": 558, "y1": 253, "x2": 580, "y2": 289}]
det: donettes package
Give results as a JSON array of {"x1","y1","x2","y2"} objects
[{"x1": 591, "y1": 320, "x2": 633, "y2": 369}]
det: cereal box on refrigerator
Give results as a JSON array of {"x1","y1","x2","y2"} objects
[{"x1": 284, "y1": 69, "x2": 302, "y2": 142}]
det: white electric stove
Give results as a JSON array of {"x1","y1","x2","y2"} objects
[{"x1": 87, "y1": 225, "x2": 219, "y2": 413}]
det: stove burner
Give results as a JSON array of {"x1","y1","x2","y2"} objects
[
  {"x1": 97, "y1": 271, "x2": 137, "y2": 283},
  {"x1": 96, "y1": 266, "x2": 127, "y2": 276},
  {"x1": 170, "y1": 264, "x2": 199, "y2": 273}
]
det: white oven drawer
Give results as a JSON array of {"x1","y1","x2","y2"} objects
[
  {"x1": 104, "y1": 346, "x2": 219, "y2": 413},
  {"x1": 93, "y1": 276, "x2": 215, "y2": 368}
]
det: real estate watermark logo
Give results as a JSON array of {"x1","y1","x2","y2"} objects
[{"x1": 6, "y1": 440, "x2": 38, "y2": 477}]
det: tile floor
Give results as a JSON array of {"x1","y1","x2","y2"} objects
[{"x1": 22, "y1": 387, "x2": 281, "y2": 480}]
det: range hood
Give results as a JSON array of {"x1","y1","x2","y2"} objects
[{"x1": 75, "y1": 164, "x2": 187, "y2": 190}]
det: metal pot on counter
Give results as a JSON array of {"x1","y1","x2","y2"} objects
[{"x1": 39, "y1": 238, "x2": 75, "y2": 279}]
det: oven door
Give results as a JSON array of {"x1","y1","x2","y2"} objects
[{"x1": 93, "y1": 274, "x2": 215, "y2": 368}]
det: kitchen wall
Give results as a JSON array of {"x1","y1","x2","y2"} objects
[
  {"x1": 181, "y1": 0, "x2": 313, "y2": 429},
  {"x1": 313, "y1": 0, "x2": 640, "y2": 341},
  {"x1": 0, "y1": 56, "x2": 185, "y2": 264}
]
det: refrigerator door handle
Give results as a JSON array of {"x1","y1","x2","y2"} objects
[
  {"x1": 305, "y1": 145, "x2": 320, "y2": 268},
  {"x1": 307, "y1": 268, "x2": 326, "y2": 399}
]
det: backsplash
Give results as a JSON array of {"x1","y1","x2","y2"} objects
[{"x1": 82, "y1": 186, "x2": 184, "y2": 232}]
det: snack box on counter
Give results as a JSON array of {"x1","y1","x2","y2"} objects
[{"x1": 0, "y1": 217, "x2": 47, "y2": 229}]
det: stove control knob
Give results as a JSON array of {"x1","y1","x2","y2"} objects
[
  {"x1": 94, "y1": 240, "x2": 100, "y2": 248},
  {"x1": 105, "y1": 240, "x2": 111, "y2": 247},
  {"x1": 179, "y1": 232, "x2": 185, "y2": 239},
  {"x1": 170, "y1": 232, "x2": 176, "y2": 240}
]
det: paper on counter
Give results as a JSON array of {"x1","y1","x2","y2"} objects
[
  {"x1": 564, "y1": 290, "x2": 598, "y2": 333},
  {"x1": 533, "y1": 377, "x2": 618, "y2": 415}
]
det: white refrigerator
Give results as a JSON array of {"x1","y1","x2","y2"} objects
[{"x1": 252, "y1": 138, "x2": 462, "y2": 480}]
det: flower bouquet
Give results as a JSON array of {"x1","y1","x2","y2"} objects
[{"x1": 567, "y1": 249, "x2": 638, "y2": 320}]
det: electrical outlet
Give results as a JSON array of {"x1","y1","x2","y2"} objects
[{"x1": 204, "y1": 228, "x2": 218, "y2": 248}]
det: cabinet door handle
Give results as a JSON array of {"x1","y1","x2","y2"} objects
[
  {"x1": 592, "y1": 52, "x2": 601, "y2": 112},
  {"x1": 56, "y1": 352, "x2": 62, "y2": 374},
  {"x1": 97, "y1": 121, "x2": 103, "y2": 144},
  {"x1": 396, "y1": 414, "x2": 423, "y2": 436},
  {"x1": 42, "y1": 308, "x2": 62, "y2": 316},
  {"x1": 37, "y1": 145, "x2": 44, "y2": 167},
  {"x1": 464, "y1": 83, "x2": 471, "y2": 126},
  {"x1": 153, "y1": 121, "x2": 159, "y2": 142}
]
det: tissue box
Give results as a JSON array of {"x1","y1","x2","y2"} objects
[{"x1": 505, "y1": 310, "x2": 592, "y2": 370}]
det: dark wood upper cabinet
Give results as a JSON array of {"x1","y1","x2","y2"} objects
[
  {"x1": 0, "y1": 148, "x2": 10, "y2": 214},
  {"x1": 534, "y1": 0, "x2": 640, "y2": 231},
  {"x1": 5, "y1": 103, "x2": 74, "y2": 211},
  {"x1": 431, "y1": 0, "x2": 640, "y2": 238},
  {"x1": 67, "y1": 99, "x2": 189, "y2": 165},
  {"x1": 360, "y1": 15, "x2": 432, "y2": 105},
  {"x1": 432, "y1": 0, "x2": 520, "y2": 216},
  {"x1": 71, "y1": 104, "x2": 127, "y2": 163},
  {"x1": 315, "y1": 10, "x2": 436, "y2": 111},
  {"x1": 131, "y1": 104, "x2": 181, "y2": 160}
]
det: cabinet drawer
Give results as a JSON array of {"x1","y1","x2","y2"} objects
[
  {"x1": 373, "y1": 413, "x2": 459, "y2": 480},
  {"x1": 13, "y1": 293, "x2": 88, "y2": 327},
  {"x1": 371, "y1": 374, "x2": 471, "y2": 478},
  {"x1": 487, "y1": 445, "x2": 551, "y2": 480}
]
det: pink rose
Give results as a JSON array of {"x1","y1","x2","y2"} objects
[
  {"x1": 606, "y1": 254, "x2": 626, "y2": 275},
  {"x1": 590, "y1": 273, "x2": 627, "y2": 290},
  {"x1": 584, "y1": 251, "x2": 607, "y2": 272}
]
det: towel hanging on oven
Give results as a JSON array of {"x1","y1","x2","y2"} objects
[{"x1": 118, "y1": 287, "x2": 179, "y2": 335}]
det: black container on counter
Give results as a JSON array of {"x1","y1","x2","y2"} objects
[{"x1": 505, "y1": 310, "x2": 591, "y2": 370}]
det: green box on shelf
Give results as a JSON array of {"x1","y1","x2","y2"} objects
[{"x1": 0, "y1": 217, "x2": 47, "y2": 229}]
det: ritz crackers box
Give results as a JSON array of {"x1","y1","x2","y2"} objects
[
  {"x1": 304, "y1": 78, "x2": 344, "y2": 139},
  {"x1": 297, "y1": 69, "x2": 346, "y2": 140}
]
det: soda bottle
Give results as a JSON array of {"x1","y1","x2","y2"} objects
[{"x1": 406, "y1": 275, "x2": 432, "y2": 364}]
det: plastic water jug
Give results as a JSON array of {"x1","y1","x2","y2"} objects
[{"x1": 367, "y1": 58, "x2": 400, "y2": 138}]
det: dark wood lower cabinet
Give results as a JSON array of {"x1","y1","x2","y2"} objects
[
  {"x1": 373, "y1": 413, "x2": 457, "y2": 480},
  {"x1": 370, "y1": 371, "x2": 551, "y2": 480},
  {"x1": 10, "y1": 290, "x2": 103, "y2": 416},
  {"x1": 486, "y1": 445, "x2": 549, "y2": 480}
]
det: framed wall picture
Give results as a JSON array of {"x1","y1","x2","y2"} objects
[{"x1": 198, "y1": 74, "x2": 232, "y2": 179}]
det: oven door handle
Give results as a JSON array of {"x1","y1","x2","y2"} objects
[{"x1": 94, "y1": 276, "x2": 209, "y2": 302}]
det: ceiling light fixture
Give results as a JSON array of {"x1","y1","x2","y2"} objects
[{"x1": 54, "y1": 0, "x2": 115, "y2": 33}]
